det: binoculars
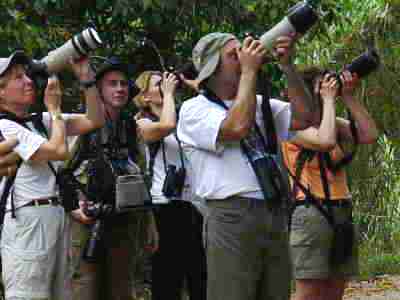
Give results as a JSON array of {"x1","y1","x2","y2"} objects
[
  {"x1": 260, "y1": 1, "x2": 319, "y2": 50},
  {"x1": 28, "y1": 27, "x2": 102, "y2": 78}
]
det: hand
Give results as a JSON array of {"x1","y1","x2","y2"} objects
[
  {"x1": 340, "y1": 70, "x2": 359, "y2": 99},
  {"x1": 238, "y1": 36, "x2": 267, "y2": 73},
  {"x1": 69, "y1": 57, "x2": 94, "y2": 81},
  {"x1": 44, "y1": 75, "x2": 62, "y2": 113},
  {"x1": 179, "y1": 74, "x2": 200, "y2": 92},
  {"x1": 0, "y1": 138, "x2": 20, "y2": 179},
  {"x1": 319, "y1": 74, "x2": 339, "y2": 102},
  {"x1": 70, "y1": 194, "x2": 95, "y2": 225},
  {"x1": 273, "y1": 33, "x2": 297, "y2": 66},
  {"x1": 161, "y1": 72, "x2": 178, "y2": 97}
]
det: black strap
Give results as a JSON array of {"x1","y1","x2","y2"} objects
[
  {"x1": 0, "y1": 113, "x2": 54, "y2": 219},
  {"x1": 0, "y1": 159, "x2": 22, "y2": 222},
  {"x1": 160, "y1": 133, "x2": 185, "y2": 174},
  {"x1": 201, "y1": 88, "x2": 275, "y2": 154}
]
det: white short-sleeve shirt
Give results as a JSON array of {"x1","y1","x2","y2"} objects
[
  {"x1": 140, "y1": 119, "x2": 191, "y2": 204},
  {"x1": 0, "y1": 113, "x2": 75, "y2": 209},
  {"x1": 177, "y1": 94, "x2": 292, "y2": 200}
]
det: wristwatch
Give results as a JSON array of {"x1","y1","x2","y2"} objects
[
  {"x1": 79, "y1": 79, "x2": 97, "y2": 89},
  {"x1": 51, "y1": 111, "x2": 64, "y2": 122}
]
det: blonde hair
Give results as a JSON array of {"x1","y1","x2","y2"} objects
[{"x1": 133, "y1": 71, "x2": 162, "y2": 110}]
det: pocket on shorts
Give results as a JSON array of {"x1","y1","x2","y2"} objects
[
  {"x1": 290, "y1": 206, "x2": 332, "y2": 246},
  {"x1": 3, "y1": 248, "x2": 51, "y2": 297}
]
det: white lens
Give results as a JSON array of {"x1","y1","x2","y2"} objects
[
  {"x1": 259, "y1": 17, "x2": 295, "y2": 50},
  {"x1": 40, "y1": 28, "x2": 103, "y2": 74},
  {"x1": 84, "y1": 28, "x2": 103, "y2": 48}
]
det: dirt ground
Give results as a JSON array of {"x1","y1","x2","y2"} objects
[
  {"x1": 344, "y1": 275, "x2": 400, "y2": 300},
  {"x1": 289, "y1": 275, "x2": 400, "y2": 300}
]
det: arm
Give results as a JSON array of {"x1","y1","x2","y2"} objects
[
  {"x1": 218, "y1": 37, "x2": 266, "y2": 142},
  {"x1": 291, "y1": 74, "x2": 339, "y2": 151},
  {"x1": 275, "y1": 35, "x2": 316, "y2": 130},
  {"x1": 31, "y1": 76, "x2": 69, "y2": 162},
  {"x1": 337, "y1": 71, "x2": 378, "y2": 144},
  {"x1": 137, "y1": 73, "x2": 178, "y2": 143},
  {"x1": 65, "y1": 58, "x2": 105, "y2": 136},
  {"x1": 0, "y1": 138, "x2": 20, "y2": 178}
]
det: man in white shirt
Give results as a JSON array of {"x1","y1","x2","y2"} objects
[{"x1": 177, "y1": 32, "x2": 314, "y2": 300}]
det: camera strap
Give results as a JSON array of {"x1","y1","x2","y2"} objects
[
  {"x1": 201, "y1": 87, "x2": 286, "y2": 205},
  {"x1": 160, "y1": 132, "x2": 185, "y2": 174}
]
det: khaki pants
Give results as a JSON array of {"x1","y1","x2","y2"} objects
[
  {"x1": 71, "y1": 212, "x2": 147, "y2": 300},
  {"x1": 204, "y1": 197, "x2": 291, "y2": 300},
  {"x1": 1, "y1": 205, "x2": 72, "y2": 300}
]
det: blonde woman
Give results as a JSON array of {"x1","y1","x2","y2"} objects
[{"x1": 134, "y1": 71, "x2": 206, "y2": 300}]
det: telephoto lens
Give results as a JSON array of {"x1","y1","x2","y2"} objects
[
  {"x1": 260, "y1": 1, "x2": 318, "y2": 50},
  {"x1": 345, "y1": 49, "x2": 380, "y2": 78},
  {"x1": 31, "y1": 27, "x2": 103, "y2": 77},
  {"x1": 82, "y1": 220, "x2": 104, "y2": 263}
]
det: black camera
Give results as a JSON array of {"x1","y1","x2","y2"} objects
[
  {"x1": 162, "y1": 164, "x2": 186, "y2": 199},
  {"x1": 323, "y1": 49, "x2": 380, "y2": 91},
  {"x1": 82, "y1": 219, "x2": 104, "y2": 263},
  {"x1": 83, "y1": 202, "x2": 114, "y2": 219},
  {"x1": 81, "y1": 202, "x2": 114, "y2": 263},
  {"x1": 345, "y1": 49, "x2": 380, "y2": 78},
  {"x1": 56, "y1": 168, "x2": 81, "y2": 212}
]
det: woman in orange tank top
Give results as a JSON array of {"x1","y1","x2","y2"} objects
[{"x1": 285, "y1": 67, "x2": 378, "y2": 300}]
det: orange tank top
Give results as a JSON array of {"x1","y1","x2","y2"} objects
[{"x1": 281, "y1": 142, "x2": 351, "y2": 201}]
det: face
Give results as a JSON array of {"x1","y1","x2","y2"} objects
[
  {"x1": 142, "y1": 74, "x2": 163, "y2": 106},
  {"x1": 0, "y1": 64, "x2": 36, "y2": 107},
  {"x1": 215, "y1": 39, "x2": 242, "y2": 83},
  {"x1": 99, "y1": 71, "x2": 129, "y2": 109}
]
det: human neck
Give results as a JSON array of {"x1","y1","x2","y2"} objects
[
  {"x1": 208, "y1": 76, "x2": 238, "y2": 100},
  {"x1": 1, "y1": 103, "x2": 30, "y2": 118},
  {"x1": 105, "y1": 105, "x2": 121, "y2": 121}
]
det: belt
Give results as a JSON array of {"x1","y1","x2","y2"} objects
[
  {"x1": 294, "y1": 199, "x2": 352, "y2": 208},
  {"x1": 24, "y1": 197, "x2": 60, "y2": 207}
]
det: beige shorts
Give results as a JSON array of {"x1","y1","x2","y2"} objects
[
  {"x1": 290, "y1": 204, "x2": 359, "y2": 280},
  {"x1": 1, "y1": 205, "x2": 72, "y2": 300}
]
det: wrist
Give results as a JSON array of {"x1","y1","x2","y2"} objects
[
  {"x1": 48, "y1": 108, "x2": 61, "y2": 114},
  {"x1": 241, "y1": 68, "x2": 258, "y2": 77},
  {"x1": 50, "y1": 111, "x2": 64, "y2": 122},
  {"x1": 323, "y1": 96, "x2": 336, "y2": 103}
]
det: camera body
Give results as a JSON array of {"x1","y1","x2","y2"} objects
[
  {"x1": 29, "y1": 27, "x2": 102, "y2": 77},
  {"x1": 345, "y1": 49, "x2": 380, "y2": 78},
  {"x1": 162, "y1": 164, "x2": 186, "y2": 199},
  {"x1": 322, "y1": 49, "x2": 380, "y2": 91},
  {"x1": 260, "y1": 1, "x2": 318, "y2": 50},
  {"x1": 57, "y1": 168, "x2": 80, "y2": 212}
]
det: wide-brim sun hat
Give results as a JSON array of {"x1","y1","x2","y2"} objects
[{"x1": 192, "y1": 32, "x2": 236, "y2": 86}]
